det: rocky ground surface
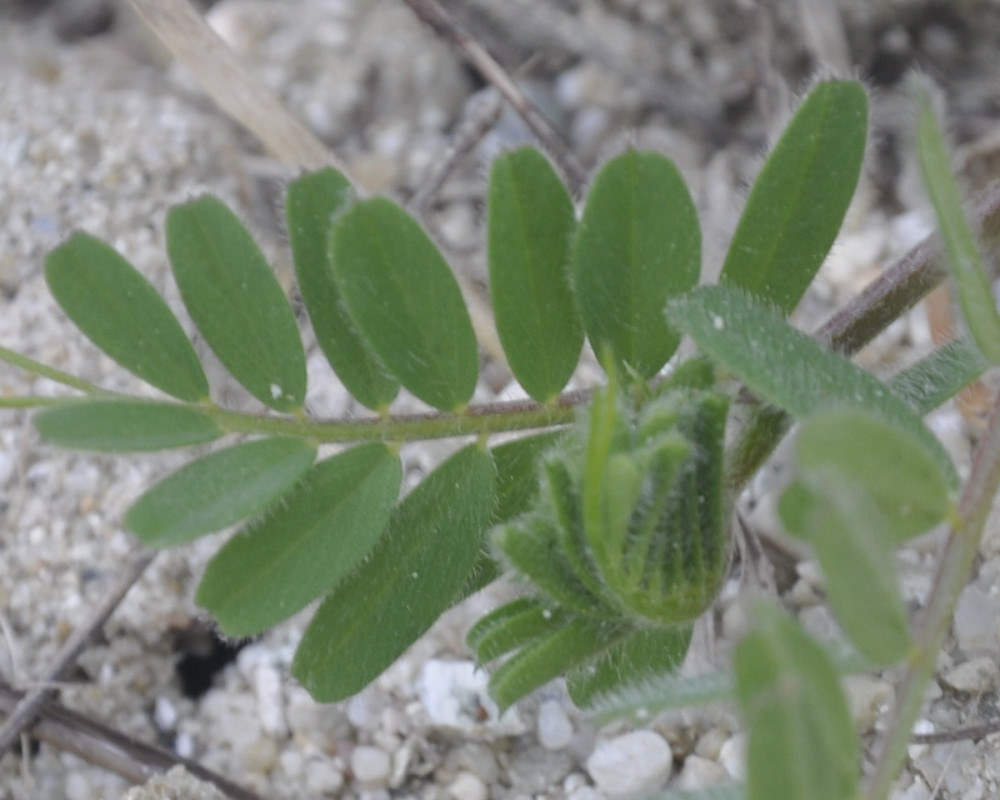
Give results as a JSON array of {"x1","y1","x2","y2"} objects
[{"x1": 4, "y1": 1, "x2": 1000, "y2": 799}]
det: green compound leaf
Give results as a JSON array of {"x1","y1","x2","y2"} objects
[
  {"x1": 35, "y1": 401, "x2": 221, "y2": 451},
  {"x1": 286, "y1": 169, "x2": 399, "y2": 410},
  {"x1": 196, "y1": 443, "x2": 401, "y2": 637},
  {"x1": 489, "y1": 617, "x2": 631, "y2": 711},
  {"x1": 794, "y1": 408, "x2": 952, "y2": 544},
  {"x1": 292, "y1": 444, "x2": 496, "y2": 702},
  {"x1": 668, "y1": 286, "x2": 957, "y2": 487},
  {"x1": 720, "y1": 80, "x2": 868, "y2": 314},
  {"x1": 45, "y1": 233, "x2": 209, "y2": 402},
  {"x1": 574, "y1": 150, "x2": 700, "y2": 379},
  {"x1": 735, "y1": 604, "x2": 859, "y2": 800},
  {"x1": 567, "y1": 625, "x2": 693, "y2": 710},
  {"x1": 779, "y1": 479, "x2": 911, "y2": 666},
  {"x1": 125, "y1": 437, "x2": 317, "y2": 547},
  {"x1": 166, "y1": 195, "x2": 307, "y2": 412},
  {"x1": 331, "y1": 197, "x2": 479, "y2": 412},
  {"x1": 914, "y1": 80, "x2": 1000, "y2": 364},
  {"x1": 489, "y1": 147, "x2": 582, "y2": 402},
  {"x1": 467, "y1": 597, "x2": 569, "y2": 663}
]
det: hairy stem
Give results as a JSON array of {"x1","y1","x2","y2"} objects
[{"x1": 210, "y1": 392, "x2": 582, "y2": 443}]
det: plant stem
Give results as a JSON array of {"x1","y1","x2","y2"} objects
[
  {"x1": 864, "y1": 388, "x2": 1000, "y2": 800},
  {"x1": 202, "y1": 393, "x2": 582, "y2": 443}
]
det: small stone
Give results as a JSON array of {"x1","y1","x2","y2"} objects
[
  {"x1": 941, "y1": 656, "x2": 999, "y2": 693},
  {"x1": 586, "y1": 731, "x2": 673, "y2": 797},
  {"x1": 568, "y1": 788, "x2": 605, "y2": 800},
  {"x1": 843, "y1": 675, "x2": 894, "y2": 732},
  {"x1": 718, "y1": 732, "x2": 747, "y2": 780},
  {"x1": 305, "y1": 758, "x2": 344, "y2": 795},
  {"x1": 675, "y1": 755, "x2": 729, "y2": 790},
  {"x1": 694, "y1": 727, "x2": 729, "y2": 761},
  {"x1": 537, "y1": 700, "x2": 574, "y2": 750},
  {"x1": 508, "y1": 743, "x2": 573, "y2": 793},
  {"x1": 954, "y1": 585, "x2": 1000, "y2": 654},
  {"x1": 352, "y1": 745, "x2": 392, "y2": 788},
  {"x1": 448, "y1": 771, "x2": 488, "y2": 800}
]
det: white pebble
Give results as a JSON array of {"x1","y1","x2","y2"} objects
[
  {"x1": 568, "y1": 788, "x2": 606, "y2": 800},
  {"x1": 352, "y1": 745, "x2": 392, "y2": 788},
  {"x1": 586, "y1": 731, "x2": 673, "y2": 797},
  {"x1": 675, "y1": 755, "x2": 729, "y2": 790},
  {"x1": 537, "y1": 700, "x2": 574, "y2": 750},
  {"x1": 718, "y1": 732, "x2": 747, "y2": 780},
  {"x1": 305, "y1": 757, "x2": 344, "y2": 795},
  {"x1": 448, "y1": 770, "x2": 488, "y2": 800}
]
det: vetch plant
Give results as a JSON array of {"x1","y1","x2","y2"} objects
[{"x1": 6, "y1": 77, "x2": 1000, "y2": 800}]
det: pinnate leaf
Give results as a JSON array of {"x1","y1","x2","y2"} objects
[
  {"x1": 45, "y1": 233, "x2": 209, "y2": 402},
  {"x1": 735, "y1": 604, "x2": 859, "y2": 800},
  {"x1": 35, "y1": 401, "x2": 221, "y2": 451},
  {"x1": 167, "y1": 196, "x2": 307, "y2": 412},
  {"x1": 488, "y1": 147, "x2": 582, "y2": 402},
  {"x1": 292, "y1": 444, "x2": 495, "y2": 702},
  {"x1": 914, "y1": 79, "x2": 1000, "y2": 363},
  {"x1": 668, "y1": 286, "x2": 957, "y2": 486},
  {"x1": 196, "y1": 443, "x2": 401, "y2": 637},
  {"x1": 125, "y1": 437, "x2": 316, "y2": 547},
  {"x1": 286, "y1": 169, "x2": 398, "y2": 410},
  {"x1": 574, "y1": 151, "x2": 700, "y2": 378},
  {"x1": 331, "y1": 198, "x2": 478, "y2": 411},
  {"x1": 720, "y1": 80, "x2": 868, "y2": 313}
]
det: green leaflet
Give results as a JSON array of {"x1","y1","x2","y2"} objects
[
  {"x1": 330, "y1": 197, "x2": 479, "y2": 412},
  {"x1": 890, "y1": 336, "x2": 988, "y2": 415},
  {"x1": 720, "y1": 80, "x2": 868, "y2": 314},
  {"x1": 668, "y1": 285, "x2": 958, "y2": 487},
  {"x1": 35, "y1": 401, "x2": 221, "y2": 451},
  {"x1": 574, "y1": 150, "x2": 700, "y2": 379},
  {"x1": 490, "y1": 431, "x2": 566, "y2": 525},
  {"x1": 292, "y1": 444, "x2": 496, "y2": 702},
  {"x1": 45, "y1": 233, "x2": 209, "y2": 402},
  {"x1": 196, "y1": 443, "x2": 401, "y2": 637},
  {"x1": 914, "y1": 79, "x2": 1000, "y2": 364},
  {"x1": 794, "y1": 408, "x2": 952, "y2": 544},
  {"x1": 493, "y1": 515, "x2": 620, "y2": 620},
  {"x1": 588, "y1": 668, "x2": 734, "y2": 725},
  {"x1": 488, "y1": 147, "x2": 582, "y2": 402},
  {"x1": 166, "y1": 196, "x2": 307, "y2": 412},
  {"x1": 488, "y1": 617, "x2": 631, "y2": 711},
  {"x1": 735, "y1": 605, "x2": 859, "y2": 800},
  {"x1": 467, "y1": 597, "x2": 569, "y2": 663},
  {"x1": 285, "y1": 169, "x2": 399, "y2": 410},
  {"x1": 567, "y1": 625, "x2": 692, "y2": 710},
  {"x1": 125, "y1": 437, "x2": 317, "y2": 547},
  {"x1": 779, "y1": 479, "x2": 912, "y2": 666}
]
